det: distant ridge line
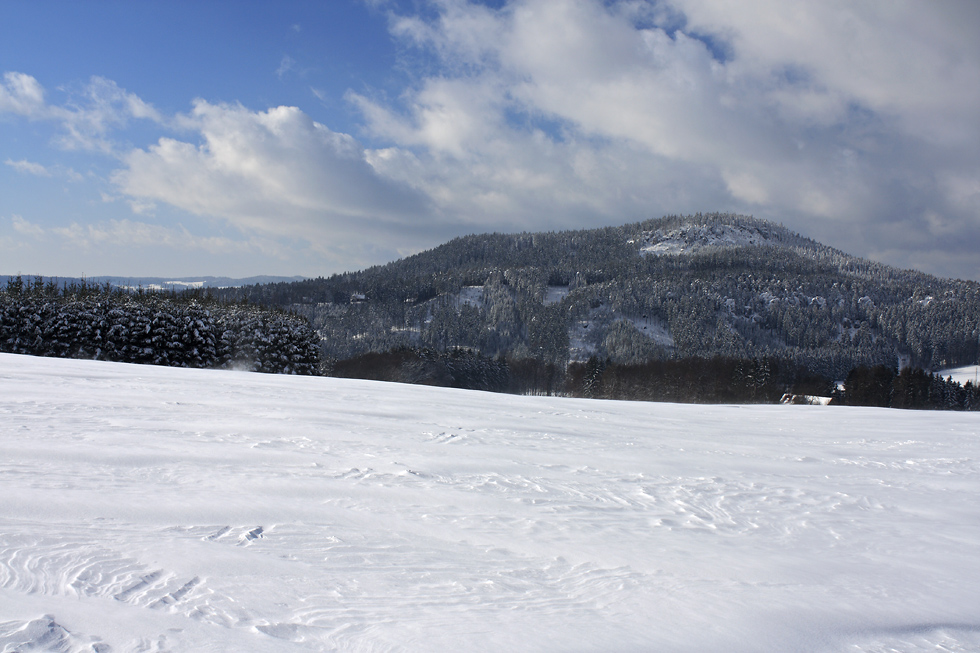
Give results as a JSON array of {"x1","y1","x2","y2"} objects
[{"x1": 0, "y1": 275, "x2": 306, "y2": 290}]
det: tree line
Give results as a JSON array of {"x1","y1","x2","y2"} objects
[
  {"x1": 5, "y1": 274, "x2": 975, "y2": 410},
  {"x1": 844, "y1": 365, "x2": 980, "y2": 410},
  {"x1": 328, "y1": 345, "x2": 979, "y2": 410},
  {"x1": 0, "y1": 276, "x2": 320, "y2": 375}
]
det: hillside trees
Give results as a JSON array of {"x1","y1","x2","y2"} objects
[
  {"x1": 332, "y1": 347, "x2": 508, "y2": 392},
  {"x1": 564, "y1": 356, "x2": 823, "y2": 404},
  {"x1": 842, "y1": 364, "x2": 979, "y2": 410},
  {"x1": 0, "y1": 278, "x2": 319, "y2": 374},
  {"x1": 187, "y1": 214, "x2": 980, "y2": 379}
]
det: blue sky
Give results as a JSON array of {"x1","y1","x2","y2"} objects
[{"x1": 2, "y1": 1, "x2": 979, "y2": 281}]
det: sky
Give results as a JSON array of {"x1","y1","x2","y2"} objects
[{"x1": 1, "y1": 0, "x2": 979, "y2": 281}]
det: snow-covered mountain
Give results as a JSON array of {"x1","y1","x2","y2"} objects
[
  {"x1": 2, "y1": 353, "x2": 979, "y2": 652},
  {"x1": 218, "y1": 213, "x2": 980, "y2": 379}
]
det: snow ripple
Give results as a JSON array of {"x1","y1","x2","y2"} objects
[{"x1": 0, "y1": 525, "x2": 212, "y2": 620}]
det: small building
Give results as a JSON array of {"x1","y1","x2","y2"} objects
[{"x1": 780, "y1": 393, "x2": 832, "y2": 406}]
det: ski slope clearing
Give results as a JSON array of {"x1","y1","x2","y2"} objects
[
  {"x1": 938, "y1": 364, "x2": 980, "y2": 388},
  {"x1": 1, "y1": 353, "x2": 979, "y2": 652}
]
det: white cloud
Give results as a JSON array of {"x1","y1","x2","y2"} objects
[
  {"x1": 722, "y1": 170, "x2": 768, "y2": 205},
  {"x1": 349, "y1": 1, "x2": 797, "y2": 228},
  {"x1": 0, "y1": 72, "x2": 46, "y2": 116},
  {"x1": 4, "y1": 158, "x2": 84, "y2": 182},
  {"x1": 51, "y1": 219, "x2": 205, "y2": 250},
  {"x1": 50, "y1": 217, "x2": 284, "y2": 258},
  {"x1": 1, "y1": 71, "x2": 164, "y2": 153},
  {"x1": 6, "y1": 213, "x2": 281, "y2": 259},
  {"x1": 54, "y1": 76, "x2": 165, "y2": 152},
  {"x1": 5, "y1": 158, "x2": 51, "y2": 176},
  {"x1": 674, "y1": 0, "x2": 980, "y2": 145},
  {"x1": 11, "y1": 215, "x2": 46, "y2": 239},
  {"x1": 127, "y1": 199, "x2": 157, "y2": 216},
  {"x1": 3, "y1": 1, "x2": 980, "y2": 279},
  {"x1": 344, "y1": 0, "x2": 980, "y2": 278},
  {"x1": 276, "y1": 55, "x2": 296, "y2": 80},
  {"x1": 113, "y1": 100, "x2": 429, "y2": 245}
]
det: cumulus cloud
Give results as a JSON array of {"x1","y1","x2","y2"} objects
[
  {"x1": 113, "y1": 100, "x2": 430, "y2": 248},
  {"x1": 349, "y1": 0, "x2": 812, "y2": 229},
  {"x1": 1, "y1": 71, "x2": 436, "y2": 271},
  {"x1": 0, "y1": 72, "x2": 46, "y2": 116},
  {"x1": 675, "y1": 0, "x2": 980, "y2": 143},
  {"x1": 4, "y1": 1, "x2": 980, "y2": 279},
  {"x1": 343, "y1": 0, "x2": 980, "y2": 278}
]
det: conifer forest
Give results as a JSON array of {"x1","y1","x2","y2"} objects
[{"x1": 4, "y1": 214, "x2": 979, "y2": 408}]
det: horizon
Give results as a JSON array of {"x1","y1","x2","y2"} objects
[
  {"x1": 0, "y1": 212, "x2": 977, "y2": 285},
  {"x1": 2, "y1": 1, "x2": 979, "y2": 281}
]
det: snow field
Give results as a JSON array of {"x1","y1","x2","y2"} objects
[
  {"x1": 937, "y1": 364, "x2": 980, "y2": 388},
  {"x1": 1, "y1": 353, "x2": 979, "y2": 651}
]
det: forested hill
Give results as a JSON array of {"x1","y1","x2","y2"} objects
[{"x1": 215, "y1": 213, "x2": 980, "y2": 379}]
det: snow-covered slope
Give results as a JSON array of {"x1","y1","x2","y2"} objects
[
  {"x1": 937, "y1": 364, "x2": 980, "y2": 387},
  {"x1": 1, "y1": 353, "x2": 979, "y2": 652},
  {"x1": 633, "y1": 221, "x2": 787, "y2": 256}
]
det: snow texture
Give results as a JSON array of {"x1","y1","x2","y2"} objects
[
  {"x1": 636, "y1": 222, "x2": 780, "y2": 256},
  {"x1": 567, "y1": 317, "x2": 596, "y2": 362},
  {"x1": 567, "y1": 310, "x2": 674, "y2": 362},
  {"x1": 542, "y1": 286, "x2": 570, "y2": 305},
  {"x1": 1, "y1": 353, "x2": 979, "y2": 652},
  {"x1": 452, "y1": 286, "x2": 484, "y2": 309},
  {"x1": 623, "y1": 314, "x2": 674, "y2": 348}
]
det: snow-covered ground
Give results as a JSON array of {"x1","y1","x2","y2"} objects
[
  {"x1": 452, "y1": 286, "x2": 484, "y2": 309},
  {"x1": 937, "y1": 364, "x2": 980, "y2": 387},
  {"x1": 567, "y1": 310, "x2": 674, "y2": 361},
  {"x1": 623, "y1": 314, "x2": 674, "y2": 348},
  {"x1": 2, "y1": 353, "x2": 979, "y2": 652},
  {"x1": 543, "y1": 286, "x2": 570, "y2": 305}
]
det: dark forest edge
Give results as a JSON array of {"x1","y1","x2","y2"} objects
[
  {"x1": 0, "y1": 276, "x2": 319, "y2": 375},
  {"x1": 329, "y1": 346, "x2": 980, "y2": 410},
  {"x1": 3, "y1": 273, "x2": 978, "y2": 410}
]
